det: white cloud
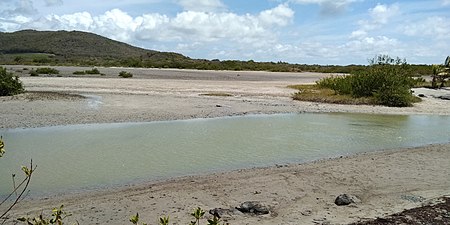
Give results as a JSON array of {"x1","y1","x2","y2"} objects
[
  {"x1": 177, "y1": 0, "x2": 226, "y2": 12},
  {"x1": 44, "y1": 12, "x2": 93, "y2": 30},
  {"x1": 403, "y1": 16, "x2": 450, "y2": 40},
  {"x1": 10, "y1": 4, "x2": 293, "y2": 48},
  {"x1": 343, "y1": 36, "x2": 399, "y2": 53},
  {"x1": 369, "y1": 3, "x2": 399, "y2": 25},
  {"x1": 258, "y1": 4, "x2": 294, "y2": 26},
  {"x1": 443, "y1": 0, "x2": 450, "y2": 6},
  {"x1": 348, "y1": 3, "x2": 399, "y2": 41}
]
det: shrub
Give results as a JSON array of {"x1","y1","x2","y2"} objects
[
  {"x1": 35, "y1": 67, "x2": 59, "y2": 74},
  {"x1": 315, "y1": 55, "x2": 417, "y2": 107},
  {"x1": 119, "y1": 71, "x2": 133, "y2": 78},
  {"x1": 0, "y1": 67, "x2": 25, "y2": 96},
  {"x1": 29, "y1": 70, "x2": 39, "y2": 76},
  {"x1": 73, "y1": 70, "x2": 86, "y2": 75},
  {"x1": 85, "y1": 68, "x2": 100, "y2": 74},
  {"x1": 374, "y1": 85, "x2": 414, "y2": 107}
]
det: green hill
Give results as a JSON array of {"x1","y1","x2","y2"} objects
[
  {"x1": 0, "y1": 30, "x2": 433, "y2": 74},
  {"x1": 0, "y1": 30, "x2": 189, "y2": 66}
]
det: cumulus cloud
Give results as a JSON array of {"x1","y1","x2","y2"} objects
[
  {"x1": 402, "y1": 16, "x2": 450, "y2": 40},
  {"x1": 290, "y1": 0, "x2": 359, "y2": 15},
  {"x1": 350, "y1": 3, "x2": 399, "y2": 39},
  {"x1": 368, "y1": 3, "x2": 399, "y2": 25},
  {"x1": 177, "y1": 0, "x2": 226, "y2": 12},
  {"x1": 10, "y1": 3, "x2": 293, "y2": 47},
  {"x1": 343, "y1": 36, "x2": 399, "y2": 53},
  {"x1": 258, "y1": 4, "x2": 294, "y2": 26}
]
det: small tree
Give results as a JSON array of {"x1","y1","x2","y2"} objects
[
  {"x1": 431, "y1": 57, "x2": 450, "y2": 89},
  {"x1": 0, "y1": 137, "x2": 35, "y2": 224},
  {"x1": 0, "y1": 67, "x2": 24, "y2": 96}
]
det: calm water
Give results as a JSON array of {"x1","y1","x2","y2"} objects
[{"x1": 1, "y1": 113, "x2": 449, "y2": 197}]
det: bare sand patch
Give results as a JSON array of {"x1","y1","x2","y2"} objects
[{"x1": 1, "y1": 68, "x2": 449, "y2": 128}]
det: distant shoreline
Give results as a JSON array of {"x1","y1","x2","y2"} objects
[{"x1": 1, "y1": 66, "x2": 449, "y2": 129}]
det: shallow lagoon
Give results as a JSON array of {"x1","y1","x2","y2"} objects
[{"x1": 1, "y1": 113, "x2": 449, "y2": 197}]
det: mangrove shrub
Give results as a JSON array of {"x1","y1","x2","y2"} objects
[
  {"x1": 317, "y1": 55, "x2": 417, "y2": 107},
  {"x1": 0, "y1": 67, "x2": 24, "y2": 96}
]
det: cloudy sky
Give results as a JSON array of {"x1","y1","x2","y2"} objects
[{"x1": 1, "y1": 0, "x2": 449, "y2": 65}]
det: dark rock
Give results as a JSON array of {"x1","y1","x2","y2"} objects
[
  {"x1": 418, "y1": 94, "x2": 426, "y2": 98},
  {"x1": 437, "y1": 95, "x2": 450, "y2": 100},
  {"x1": 216, "y1": 104, "x2": 222, "y2": 107},
  {"x1": 209, "y1": 208, "x2": 241, "y2": 218},
  {"x1": 236, "y1": 201, "x2": 270, "y2": 215},
  {"x1": 335, "y1": 194, "x2": 359, "y2": 206}
]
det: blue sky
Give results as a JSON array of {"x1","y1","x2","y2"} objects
[{"x1": 1, "y1": 0, "x2": 449, "y2": 65}]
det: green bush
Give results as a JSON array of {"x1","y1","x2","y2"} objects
[
  {"x1": 35, "y1": 67, "x2": 59, "y2": 74},
  {"x1": 0, "y1": 67, "x2": 24, "y2": 96},
  {"x1": 73, "y1": 70, "x2": 86, "y2": 75},
  {"x1": 374, "y1": 85, "x2": 414, "y2": 107},
  {"x1": 29, "y1": 70, "x2": 39, "y2": 76},
  {"x1": 316, "y1": 55, "x2": 417, "y2": 107},
  {"x1": 119, "y1": 71, "x2": 133, "y2": 78},
  {"x1": 85, "y1": 68, "x2": 100, "y2": 74}
]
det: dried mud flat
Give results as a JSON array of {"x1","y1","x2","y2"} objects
[{"x1": 1, "y1": 66, "x2": 450, "y2": 224}]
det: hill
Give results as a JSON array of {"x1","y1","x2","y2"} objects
[
  {"x1": 0, "y1": 30, "x2": 189, "y2": 66},
  {"x1": 0, "y1": 30, "x2": 433, "y2": 74}
]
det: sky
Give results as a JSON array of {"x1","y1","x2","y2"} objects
[{"x1": 0, "y1": 0, "x2": 449, "y2": 65}]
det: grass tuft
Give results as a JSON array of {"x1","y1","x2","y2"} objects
[{"x1": 289, "y1": 84, "x2": 374, "y2": 105}]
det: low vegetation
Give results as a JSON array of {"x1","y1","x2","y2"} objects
[
  {"x1": 73, "y1": 68, "x2": 101, "y2": 75},
  {"x1": 431, "y1": 58, "x2": 450, "y2": 88},
  {"x1": 290, "y1": 84, "x2": 373, "y2": 105},
  {"x1": 0, "y1": 137, "x2": 35, "y2": 224},
  {"x1": 292, "y1": 55, "x2": 422, "y2": 107},
  {"x1": 129, "y1": 207, "x2": 227, "y2": 225},
  {"x1": 29, "y1": 70, "x2": 39, "y2": 76},
  {"x1": 0, "y1": 66, "x2": 24, "y2": 96},
  {"x1": 119, "y1": 71, "x2": 133, "y2": 78},
  {"x1": 35, "y1": 67, "x2": 59, "y2": 74}
]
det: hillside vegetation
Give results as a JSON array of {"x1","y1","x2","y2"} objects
[
  {"x1": 0, "y1": 30, "x2": 434, "y2": 74},
  {"x1": 0, "y1": 30, "x2": 188, "y2": 67}
]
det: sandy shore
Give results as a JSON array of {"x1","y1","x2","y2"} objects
[
  {"x1": 1, "y1": 66, "x2": 450, "y2": 224},
  {"x1": 1, "y1": 66, "x2": 449, "y2": 129},
  {"x1": 3, "y1": 144, "x2": 450, "y2": 225}
]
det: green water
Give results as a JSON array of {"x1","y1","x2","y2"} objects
[{"x1": 1, "y1": 113, "x2": 449, "y2": 197}]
